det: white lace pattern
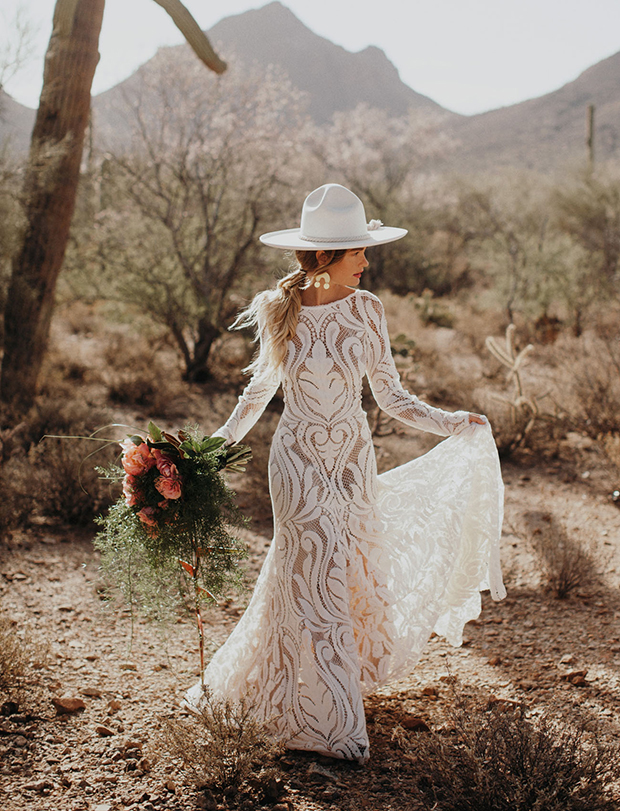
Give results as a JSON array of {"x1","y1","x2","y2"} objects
[{"x1": 186, "y1": 290, "x2": 505, "y2": 762}]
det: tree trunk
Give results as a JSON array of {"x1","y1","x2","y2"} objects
[
  {"x1": 183, "y1": 318, "x2": 220, "y2": 383},
  {"x1": 0, "y1": 0, "x2": 105, "y2": 410}
]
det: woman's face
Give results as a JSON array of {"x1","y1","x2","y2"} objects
[{"x1": 320, "y1": 248, "x2": 369, "y2": 288}]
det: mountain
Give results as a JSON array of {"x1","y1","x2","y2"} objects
[
  {"x1": 203, "y1": 2, "x2": 447, "y2": 123},
  {"x1": 446, "y1": 50, "x2": 620, "y2": 171},
  {"x1": 0, "y1": 90, "x2": 35, "y2": 154},
  {"x1": 2, "y1": 2, "x2": 619, "y2": 172}
]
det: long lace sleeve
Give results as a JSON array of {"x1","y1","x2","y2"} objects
[
  {"x1": 364, "y1": 294, "x2": 469, "y2": 437},
  {"x1": 213, "y1": 354, "x2": 281, "y2": 446}
]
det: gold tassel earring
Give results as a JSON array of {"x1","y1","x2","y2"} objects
[{"x1": 313, "y1": 271, "x2": 331, "y2": 290}]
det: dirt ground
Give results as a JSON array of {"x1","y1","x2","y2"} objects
[{"x1": 1, "y1": 407, "x2": 619, "y2": 811}]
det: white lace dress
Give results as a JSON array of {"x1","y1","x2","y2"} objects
[{"x1": 186, "y1": 289, "x2": 505, "y2": 763}]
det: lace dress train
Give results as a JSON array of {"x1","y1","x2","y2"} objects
[{"x1": 185, "y1": 289, "x2": 504, "y2": 762}]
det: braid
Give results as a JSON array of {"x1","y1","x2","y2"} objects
[{"x1": 233, "y1": 250, "x2": 347, "y2": 375}]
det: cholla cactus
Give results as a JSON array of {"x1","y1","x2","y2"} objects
[{"x1": 486, "y1": 324, "x2": 538, "y2": 445}]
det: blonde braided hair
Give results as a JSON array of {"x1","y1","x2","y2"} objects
[{"x1": 233, "y1": 250, "x2": 347, "y2": 375}]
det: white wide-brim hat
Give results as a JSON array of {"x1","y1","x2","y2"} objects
[{"x1": 259, "y1": 183, "x2": 407, "y2": 250}]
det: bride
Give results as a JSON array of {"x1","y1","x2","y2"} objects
[{"x1": 186, "y1": 183, "x2": 505, "y2": 762}]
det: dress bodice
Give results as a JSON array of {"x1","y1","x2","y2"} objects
[
  {"x1": 215, "y1": 290, "x2": 469, "y2": 445},
  {"x1": 281, "y1": 299, "x2": 367, "y2": 425}
]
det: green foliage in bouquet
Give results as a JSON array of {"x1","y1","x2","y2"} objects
[{"x1": 94, "y1": 422, "x2": 251, "y2": 682}]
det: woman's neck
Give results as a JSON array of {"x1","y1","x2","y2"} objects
[{"x1": 300, "y1": 283, "x2": 355, "y2": 307}]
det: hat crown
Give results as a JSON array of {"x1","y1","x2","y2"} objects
[{"x1": 299, "y1": 184, "x2": 368, "y2": 243}]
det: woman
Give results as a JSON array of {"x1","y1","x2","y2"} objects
[{"x1": 186, "y1": 184, "x2": 505, "y2": 763}]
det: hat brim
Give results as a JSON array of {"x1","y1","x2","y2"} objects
[{"x1": 259, "y1": 226, "x2": 408, "y2": 250}]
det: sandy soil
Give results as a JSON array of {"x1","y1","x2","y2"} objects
[{"x1": 1, "y1": 410, "x2": 619, "y2": 811}]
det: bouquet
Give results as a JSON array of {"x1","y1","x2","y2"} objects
[{"x1": 95, "y1": 422, "x2": 251, "y2": 683}]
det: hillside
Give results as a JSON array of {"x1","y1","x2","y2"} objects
[
  {"x1": 447, "y1": 50, "x2": 620, "y2": 171},
  {"x1": 1, "y1": 2, "x2": 620, "y2": 171},
  {"x1": 203, "y1": 1, "x2": 447, "y2": 123},
  {"x1": 0, "y1": 90, "x2": 35, "y2": 154}
]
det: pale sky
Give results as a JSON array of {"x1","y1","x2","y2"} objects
[{"x1": 2, "y1": 0, "x2": 620, "y2": 115}]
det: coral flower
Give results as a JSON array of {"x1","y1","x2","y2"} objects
[
  {"x1": 122, "y1": 474, "x2": 140, "y2": 508},
  {"x1": 155, "y1": 475, "x2": 182, "y2": 500},
  {"x1": 121, "y1": 439, "x2": 156, "y2": 477},
  {"x1": 137, "y1": 506, "x2": 158, "y2": 526},
  {"x1": 152, "y1": 449, "x2": 178, "y2": 479}
]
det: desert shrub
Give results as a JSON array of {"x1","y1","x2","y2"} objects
[
  {"x1": 102, "y1": 332, "x2": 187, "y2": 418},
  {"x1": 164, "y1": 692, "x2": 284, "y2": 806},
  {"x1": 522, "y1": 510, "x2": 598, "y2": 598},
  {"x1": 30, "y1": 438, "x2": 117, "y2": 526},
  {"x1": 416, "y1": 290, "x2": 455, "y2": 328},
  {"x1": 0, "y1": 452, "x2": 37, "y2": 538},
  {"x1": 396, "y1": 696, "x2": 618, "y2": 811},
  {"x1": 0, "y1": 611, "x2": 28, "y2": 694},
  {"x1": 0, "y1": 398, "x2": 116, "y2": 533},
  {"x1": 601, "y1": 432, "x2": 620, "y2": 478},
  {"x1": 559, "y1": 333, "x2": 620, "y2": 437}
]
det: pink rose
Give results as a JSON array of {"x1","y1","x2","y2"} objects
[
  {"x1": 152, "y1": 449, "x2": 178, "y2": 478},
  {"x1": 121, "y1": 439, "x2": 156, "y2": 477},
  {"x1": 155, "y1": 475, "x2": 182, "y2": 500},
  {"x1": 137, "y1": 506, "x2": 157, "y2": 527},
  {"x1": 122, "y1": 474, "x2": 140, "y2": 508}
]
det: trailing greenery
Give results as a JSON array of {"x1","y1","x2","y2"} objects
[{"x1": 94, "y1": 424, "x2": 250, "y2": 652}]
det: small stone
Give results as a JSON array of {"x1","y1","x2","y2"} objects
[
  {"x1": 108, "y1": 699, "x2": 122, "y2": 714},
  {"x1": 421, "y1": 686, "x2": 438, "y2": 698},
  {"x1": 560, "y1": 654, "x2": 575, "y2": 665},
  {"x1": 80, "y1": 687, "x2": 102, "y2": 698},
  {"x1": 307, "y1": 762, "x2": 338, "y2": 782},
  {"x1": 119, "y1": 663, "x2": 137, "y2": 671},
  {"x1": 123, "y1": 739, "x2": 144, "y2": 752},
  {"x1": 24, "y1": 779, "x2": 54, "y2": 792},
  {"x1": 488, "y1": 656, "x2": 502, "y2": 666},
  {"x1": 197, "y1": 789, "x2": 218, "y2": 810},
  {"x1": 96, "y1": 725, "x2": 115, "y2": 737},
  {"x1": 400, "y1": 715, "x2": 430, "y2": 732},
  {"x1": 562, "y1": 670, "x2": 588, "y2": 687},
  {"x1": 52, "y1": 697, "x2": 86, "y2": 715},
  {"x1": 13, "y1": 735, "x2": 28, "y2": 748},
  {"x1": 137, "y1": 757, "x2": 151, "y2": 773},
  {"x1": 1, "y1": 701, "x2": 19, "y2": 716},
  {"x1": 164, "y1": 779, "x2": 176, "y2": 793},
  {"x1": 93, "y1": 804, "x2": 113, "y2": 811}
]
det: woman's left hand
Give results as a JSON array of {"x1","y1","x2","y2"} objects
[{"x1": 468, "y1": 413, "x2": 486, "y2": 425}]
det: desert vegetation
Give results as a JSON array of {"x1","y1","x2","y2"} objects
[{"x1": 1, "y1": 49, "x2": 619, "y2": 811}]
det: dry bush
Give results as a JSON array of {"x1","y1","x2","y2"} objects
[
  {"x1": 556, "y1": 332, "x2": 620, "y2": 437},
  {"x1": 601, "y1": 433, "x2": 620, "y2": 484},
  {"x1": 30, "y1": 438, "x2": 117, "y2": 526},
  {"x1": 0, "y1": 398, "x2": 116, "y2": 533},
  {"x1": 522, "y1": 510, "x2": 598, "y2": 598},
  {"x1": 0, "y1": 611, "x2": 28, "y2": 694},
  {"x1": 209, "y1": 334, "x2": 254, "y2": 386},
  {"x1": 394, "y1": 695, "x2": 618, "y2": 811},
  {"x1": 164, "y1": 691, "x2": 284, "y2": 807},
  {"x1": 102, "y1": 333, "x2": 187, "y2": 418},
  {"x1": 0, "y1": 453, "x2": 36, "y2": 538}
]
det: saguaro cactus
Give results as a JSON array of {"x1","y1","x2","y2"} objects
[{"x1": 0, "y1": 0, "x2": 225, "y2": 411}]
